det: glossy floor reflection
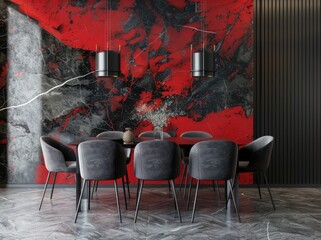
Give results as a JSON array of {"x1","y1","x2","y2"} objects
[{"x1": 0, "y1": 186, "x2": 321, "y2": 239}]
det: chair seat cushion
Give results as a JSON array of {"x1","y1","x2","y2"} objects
[{"x1": 66, "y1": 161, "x2": 77, "y2": 173}]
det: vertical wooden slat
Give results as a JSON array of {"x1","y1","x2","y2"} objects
[
  {"x1": 255, "y1": 0, "x2": 321, "y2": 184},
  {"x1": 281, "y1": 0, "x2": 286, "y2": 184},
  {"x1": 292, "y1": 0, "x2": 297, "y2": 183},
  {"x1": 297, "y1": 0, "x2": 302, "y2": 184},
  {"x1": 275, "y1": 0, "x2": 279, "y2": 182},
  {"x1": 277, "y1": 0, "x2": 286, "y2": 181},
  {"x1": 316, "y1": 1, "x2": 321, "y2": 182},
  {"x1": 312, "y1": 0, "x2": 316, "y2": 183},
  {"x1": 308, "y1": 0, "x2": 312, "y2": 184},
  {"x1": 254, "y1": 0, "x2": 258, "y2": 141},
  {"x1": 308, "y1": 0, "x2": 311, "y2": 184},
  {"x1": 300, "y1": 0, "x2": 304, "y2": 184}
]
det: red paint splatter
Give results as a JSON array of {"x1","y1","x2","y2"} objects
[{"x1": 11, "y1": 0, "x2": 254, "y2": 185}]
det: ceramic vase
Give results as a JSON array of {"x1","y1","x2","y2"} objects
[{"x1": 123, "y1": 128, "x2": 135, "y2": 144}]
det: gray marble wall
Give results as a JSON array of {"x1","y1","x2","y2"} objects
[{"x1": 7, "y1": 7, "x2": 43, "y2": 183}]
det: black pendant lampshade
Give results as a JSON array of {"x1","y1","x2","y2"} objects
[
  {"x1": 191, "y1": 49, "x2": 214, "y2": 77},
  {"x1": 96, "y1": 50, "x2": 121, "y2": 77}
]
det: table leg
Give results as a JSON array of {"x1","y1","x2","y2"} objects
[{"x1": 225, "y1": 174, "x2": 239, "y2": 209}]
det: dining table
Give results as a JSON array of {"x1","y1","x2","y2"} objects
[{"x1": 69, "y1": 136, "x2": 240, "y2": 210}]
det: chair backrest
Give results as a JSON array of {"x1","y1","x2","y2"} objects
[
  {"x1": 238, "y1": 136, "x2": 274, "y2": 171},
  {"x1": 134, "y1": 140, "x2": 180, "y2": 180},
  {"x1": 180, "y1": 131, "x2": 213, "y2": 138},
  {"x1": 78, "y1": 140, "x2": 126, "y2": 180},
  {"x1": 40, "y1": 136, "x2": 76, "y2": 172},
  {"x1": 97, "y1": 131, "x2": 123, "y2": 139},
  {"x1": 138, "y1": 131, "x2": 171, "y2": 139},
  {"x1": 97, "y1": 131, "x2": 131, "y2": 159},
  {"x1": 180, "y1": 131, "x2": 213, "y2": 157},
  {"x1": 189, "y1": 140, "x2": 238, "y2": 180}
]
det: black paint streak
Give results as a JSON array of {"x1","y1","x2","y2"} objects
[
  {"x1": 134, "y1": 0, "x2": 156, "y2": 34},
  {"x1": 69, "y1": 0, "x2": 88, "y2": 7},
  {"x1": 155, "y1": 68, "x2": 171, "y2": 82}
]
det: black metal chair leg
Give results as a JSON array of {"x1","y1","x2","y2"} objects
[
  {"x1": 170, "y1": 180, "x2": 182, "y2": 223},
  {"x1": 187, "y1": 177, "x2": 193, "y2": 210},
  {"x1": 256, "y1": 172, "x2": 262, "y2": 199},
  {"x1": 228, "y1": 180, "x2": 241, "y2": 223},
  {"x1": 225, "y1": 180, "x2": 229, "y2": 209},
  {"x1": 95, "y1": 180, "x2": 99, "y2": 192},
  {"x1": 180, "y1": 164, "x2": 187, "y2": 191},
  {"x1": 39, "y1": 172, "x2": 51, "y2": 210},
  {"x1": 225, "y1": 177, "x2": 237, "y2": 208},
  {"x1": 167, "y1": 182, "x2": 176, "y2": 208},
  {"x1": 263, "y1": 172, "x2": 276, "y2": 210},
  {"x1": 50, "y1": 172, "x2": 57, "y2": 200},
  {"x1": 122, "y1": 176, "x2": 128, "y2": 210},
  {"x1": 136, "y1": 179, "x2": 140, "y2": 207},
  {"x1": 88, "y1": 180, "x2": 91, "y2": 210},
  {"x1": 114, "y1": 180, "x2": 122, "y2": 223},
  {"x1": 168, "y1": 181, "x2": 171, "y2": 192},
  {"x1": 212, "y1": 180, "x2": 216, "y2": 192},
  {"x1": 134, "y1": 180, "x2": 144, "y2": 223},
  {"x1": 191, "y1": 180, "x2": 200, "y2": 223},
  {"x1": 226, "y1": 175, "x2": 239, "y2": 208},
  {"x1": 74, "y1": 180, "x2": 87, "y2": 223},
  {"x1": 91, "y1": 180, "x2": 96, "y2": 199},
  {"x1": 125, "y1": 169, "x2": 131, "y2": 199},
  {"x1": 183, "y1": 166, "x2": 189, "y2": 198}
]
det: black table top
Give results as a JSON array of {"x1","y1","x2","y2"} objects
[{"x1": 68, "y1": 136, "x2": 223, "y2": 148}]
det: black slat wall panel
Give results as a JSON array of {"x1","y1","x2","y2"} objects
[{"x1": 255, "y1": 0, "x2": 321, "y2": 184}]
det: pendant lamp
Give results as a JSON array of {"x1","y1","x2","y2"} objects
[
  {"x1": 96, "y1": 50, "x2": 120, "y2": 78},
  {"x1": 191, "y1": 48, "x2": 214, "y2": 77},
  {"x1": 190, "y1": 0, "x2": 214, "y2": 78},
  {"x1": 95, "y1": 0, "x2": 121, "y2": 78}
]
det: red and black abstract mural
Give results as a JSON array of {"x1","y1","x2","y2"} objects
[{"x1": 0, "y1": 0, "x2": 253, "y2": 184}]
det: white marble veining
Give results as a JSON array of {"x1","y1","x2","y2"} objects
[
  {"x1": 7, "y1": 6, "x2": 43, "y2": 184},
  {"x1": 0, "y1": 187, "x2": 321, "y2": 239}
]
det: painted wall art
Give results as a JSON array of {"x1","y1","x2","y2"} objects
[{"x1": 0, "y1": 0, "x2": 253, "y2": 184}]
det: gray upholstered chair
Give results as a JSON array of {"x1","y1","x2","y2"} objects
[
  {"x1": 97, "y1": 131, "x2": 125, "y2": 140},
  {"x1": 39, "y1": 136, "x2": 77, "y2": 210},
  {"x1": 187, "y1": 140, "x2": 240, "y2": 223},
  {"x1": 92, "y1": 131, "x2": 132, "y2": 199},
  {"x1": 137, "y1": 131, "x2": 172, "y2": 192},
  {"x1": 179, "y1": 131, "x2": 216, "y2": 198},
  {"x1": 237, "y1": 136, "x2": 275, "y2": 210},
  {"x1": 138, "y1": 131, "x2": 171, "y2": 139},
  {"x1": 74, "y1": 140, "x2": 127, "y2": 223},
  {"x1": 180, "y1": 131, "x2": 212, "y2": 139},
  {"x1": 134, "y1": 140, "x2": 182, "y2": 223}
]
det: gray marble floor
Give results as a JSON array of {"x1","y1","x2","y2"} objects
[{"x1": 0, "y1": 186, "x2": 321, "y2": 239}]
